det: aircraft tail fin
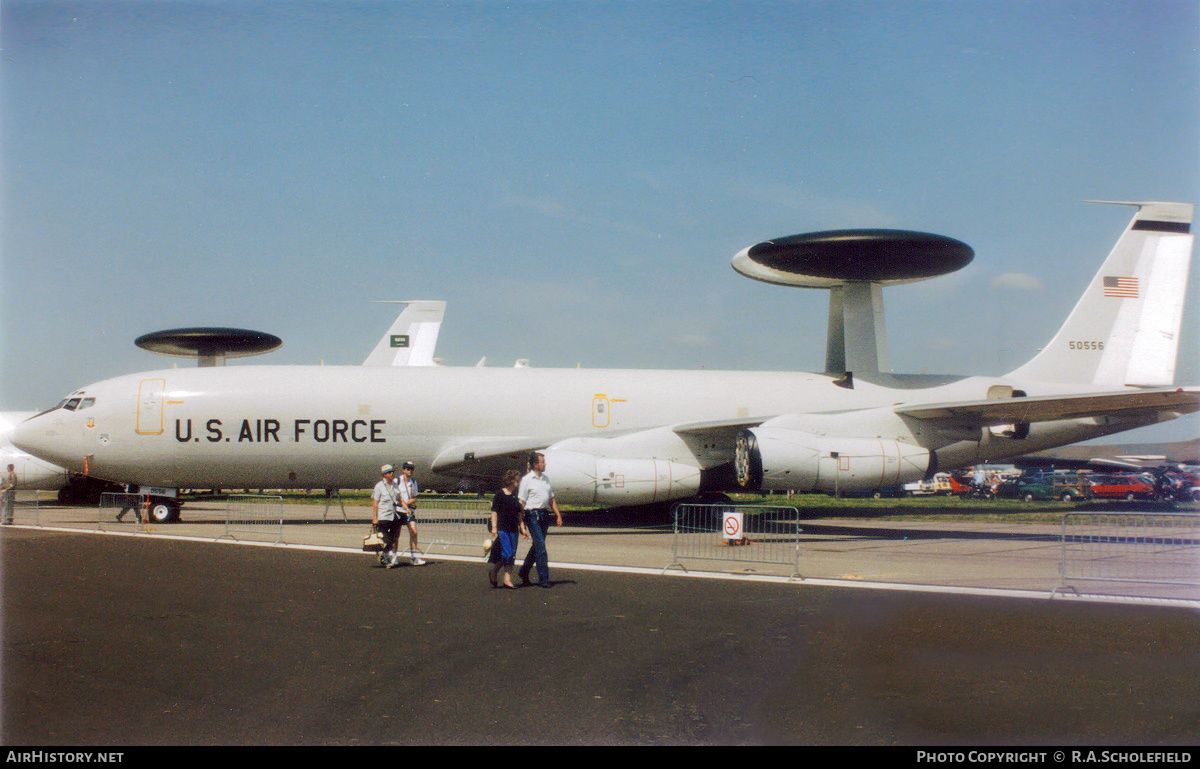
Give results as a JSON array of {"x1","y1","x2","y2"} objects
[
  {"x1": 363, "y1": 301, "x2": 446, "y2": 366},
  {"x1": 1007, "y1": 201, "x2": 1193, "y2": 387}
]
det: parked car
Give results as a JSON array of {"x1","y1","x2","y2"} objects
[
  {"x1": 902, "y1": 479, "x2": 939, "y2": 496},
  {"x1": 930, "y1": 473, "x2": 954, "y2": 495},
  {"x1": 996, "y1": 475, "x2": 1090, "y2": 502},
  {"x1": 902, "y1": 472, "x2": 957, "y2": 497},
  {"x1": 1085, "y1": 474, "x2": 1156, "y2": 501}
]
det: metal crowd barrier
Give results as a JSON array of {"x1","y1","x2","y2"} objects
[
  {"x1": 666, "y1": 503, "x2": 802, "y2": 579},
  {"x1": 98, "y1": 492, "x2": 151, "y2": 532},
  {"x1": 1059, "y1": 512, "x2": 1200, "y2": 597},
  {"x1": 6, "y1": 490, "x2": 49, "y2": 527},
  {"x1": 411, "y1": 497, "x2": 492, "y2": 554},
  {"x1": 221, "y1": 494, "x2": 285, "y2": 544}
]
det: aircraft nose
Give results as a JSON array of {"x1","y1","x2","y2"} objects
[
  {"x1": 10, "y1": 414, "x2": 74, "y2": 467},
  {"x1": 9, "y1": 417, "x2": 36, "y2": 452}
]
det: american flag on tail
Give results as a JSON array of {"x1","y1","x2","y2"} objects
[{"x1": 1102, "y1": 276, "x2": 1138, "y2": 298}]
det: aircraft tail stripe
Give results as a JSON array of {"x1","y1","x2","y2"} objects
[{"x1": 1132, "y1": 220, "x2": 1191, "y2": 234}]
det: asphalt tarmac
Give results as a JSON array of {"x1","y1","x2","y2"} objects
[{"x1": 3, "y1": 526, "x2": 1199, "y2": 746}]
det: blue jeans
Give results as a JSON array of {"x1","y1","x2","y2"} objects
[{"x1": 518, "y1": 510, "x2": 550, "y2": 583}]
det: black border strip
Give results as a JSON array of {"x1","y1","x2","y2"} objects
[{"x1": 1132, "y1": 220, "x2": 1191, "y2": 234}]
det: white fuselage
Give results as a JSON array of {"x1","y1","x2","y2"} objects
[{"x1": 10, "y1": 364, "x2": 1164, "y2": 495}]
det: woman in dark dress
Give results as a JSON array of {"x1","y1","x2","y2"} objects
[{"x1": 489, "y1": 469, "x2": 527, "y2": 589}]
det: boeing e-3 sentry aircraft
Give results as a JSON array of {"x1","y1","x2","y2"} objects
[{"x1": 11, "y1": 201, "x2": 1198, "y2": 522}]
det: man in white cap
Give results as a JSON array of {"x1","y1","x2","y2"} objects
[
  {"x1": 396, "y1": 461, "x2": 425, "y2": 566},
  {"x1": 371, "y1": 464, "x2": 402, "y2": 567}
]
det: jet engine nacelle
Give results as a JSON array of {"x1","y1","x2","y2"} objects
[
  {"x1": 735, "y1": 428, "x2": 930, "y2": 494},
  {"x1": 541, "y1": 450, "x2": 701, "y2": 506}
]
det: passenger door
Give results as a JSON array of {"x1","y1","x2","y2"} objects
[{"x1": 136, "y1": 379, "x2": 166, "y2": 435}]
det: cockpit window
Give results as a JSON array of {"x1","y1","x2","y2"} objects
[
  {"x1": 77, "y1": 398, "x2": 96, "y2": 411},
  {"x1": 32, "y1": 394, "x2": 86, "y2": 419}
]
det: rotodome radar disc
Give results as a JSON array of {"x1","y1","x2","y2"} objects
[
  {"x1": 732, "y1": 229, "x2": 974, "y2": 288},
  {"x1": 135, "y1": 327, "x2": 283, "y2": 359}
]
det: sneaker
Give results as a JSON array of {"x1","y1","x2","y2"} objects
[{"x1": 410, "y1": 557, "x2": 426, "y2": 566}]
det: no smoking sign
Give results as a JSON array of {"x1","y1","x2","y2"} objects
[{"x1": 722, "y1": 511, "x2": 743, "y2": 540}]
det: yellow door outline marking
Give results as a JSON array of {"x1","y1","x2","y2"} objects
[
  {"x1": 592, "y1": 394, "x2": 611, "y2": 428},
  {"x1": 136, "y1": 379, "x2": 166, "y2": 435}
]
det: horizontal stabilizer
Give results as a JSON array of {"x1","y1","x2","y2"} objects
[{"x1": 898, "y1": 387, "x2": 1200, "y2": 427}]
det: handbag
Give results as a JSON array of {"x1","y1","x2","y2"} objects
[{"x1": 362, "y1": 527, "x2": 387, "y2": 552}]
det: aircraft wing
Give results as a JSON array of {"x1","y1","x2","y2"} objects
[
  {"x1": 672, "y1": 416, "x2": 770, "y2": 435},
  {"x1": 431, "y1": 417, "x2": 769, "y2": 480},
  {"x1": 431, "y1": 436, "x2": 552, "y2": 480},
  {"x1": 423, "y1": 388, "x2": 1198, "y2": 486},
  {"x1": 1088, "y1": 457, "x2": 1161, "y2": 470},
  {"x1": 897, "y1": 387, "x2": 1200, "y2": 427},
  {"x1": 431, "y1": 418, "x2": 772, "y2": 484}
]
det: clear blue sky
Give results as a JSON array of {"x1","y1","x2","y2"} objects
[{"x1": 2, "y1": 0, "x2": 1198, "y2": 443}]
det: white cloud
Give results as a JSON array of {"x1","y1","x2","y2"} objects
[
  {"x1": 499, "y1": 193, "x2": 659, "y2": 238},
  {"x1": 990, "y1": 272, "x2": 1044, "y2": 292}
]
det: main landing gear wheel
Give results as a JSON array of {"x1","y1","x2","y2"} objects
[{"x1": 147, "y1": 499, "x2": 180, "y2": 523}]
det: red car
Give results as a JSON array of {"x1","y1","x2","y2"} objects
[{"x1": 1085, "y1": 474, "x2": 1156, "y2": 500}]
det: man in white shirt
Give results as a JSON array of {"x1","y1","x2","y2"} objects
[
  {"x1": 517, "y1": 451, "x2": 562, "y2": 588},
  {"x1": 397, "y1": 461, "x2": 425, "y2": 566},
  {"x1": 371, "y1": 464, "x2": 402, "y2": 568}
]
